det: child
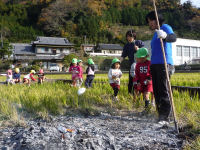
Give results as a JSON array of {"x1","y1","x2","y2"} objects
[
  {"x1": 108, "y1": 58, "x2": 122, "y2": 101},
  {"x1": 38, "y1": 69, "x2": 45, "y2": 84},
  {"x1": 0, "y1": 69, "x2": 14, "y2": 85},
  {"x1": 13, "y1": 68, "x2": 21, "y2": 83},
  {"x1": 134, "y1": 48, "x2": 153, "y2": 108},
  {"x1": 85, "y1": 58, "x2": 95, "y2": 88},
  {"x1": 77, "y1": 59, "x2": 83, "y2": 87},
  {"x1": 23, "y1": 70, "x2": 36, "y2": 85},
  {"x1": 69, "y1": 58, "x2": 80, "y2": 87}
]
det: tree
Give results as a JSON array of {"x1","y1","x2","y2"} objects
[
  {"x1": 38, "y1": 0, "x2": 85, "y2": 35},
  {"x1": 155, "y1": 0, "x2": 180, "y2": 10},
  {"x1": 77, "y1": 16, "x2": 100, "y2": 41},
  {"x1": 121, "y1": 8, "x2": 147, "y2": 26},
  {"x1": 63, "y1": 53, "x2": 78, "y2": 67},
  {"x1": 0, "y1": 39, "x2": 12, "y2": 59},
  {"x1": 188, "y1": 16, "x2": 200, "y2": 34},
  {"x1": 87, "y1": 0, "x2": 106, "y2": 16}
]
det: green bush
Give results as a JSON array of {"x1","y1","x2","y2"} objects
[
  {"x1": 0, "y1": 60, "x2": 12, "y2": 71},
  {"x1": 31, "y1": 65, "x2": 40, "y2": 72},
  {"x1": 190, "y1": 64, "x2": 200, "y2": 70}
]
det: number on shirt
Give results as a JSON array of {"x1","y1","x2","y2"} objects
[{"x1": 140, "y1": 66, "x2": 147, "y2": 73}]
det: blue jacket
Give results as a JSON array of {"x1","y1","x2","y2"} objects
[
  {"x1": 13, "y1": 72, "x2": 21, "y2": 79},
  {"x1": 151, "y1": 24, "x2": 174, "y2": 65}
]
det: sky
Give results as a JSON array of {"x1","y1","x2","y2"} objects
[{"x1": 181, "y1": 0, "x2": 200, "y2": 8}]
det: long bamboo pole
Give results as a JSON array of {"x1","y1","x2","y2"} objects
[{"x1": 152, "y1": 0, "x2": 179, "y2": 133}]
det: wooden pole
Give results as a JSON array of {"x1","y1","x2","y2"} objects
[{"x1": 152, "y1": 0, "x2": 179, "y2": 133}]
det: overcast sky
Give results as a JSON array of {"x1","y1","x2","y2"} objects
[{"x1": 181, "y1": 0, "x2": 200, "y2": 8}]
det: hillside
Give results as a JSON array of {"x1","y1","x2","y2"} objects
[{"x1": 0, "y1": 0, "x2": 199, "y2": 46}]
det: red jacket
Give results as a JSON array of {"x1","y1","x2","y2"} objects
[
  {"x1": 30, "y1": 73, "x2": 36, "y2": 81},
  {"x1": 134, "y1": 60, "x2": 152, "y2": 86}
]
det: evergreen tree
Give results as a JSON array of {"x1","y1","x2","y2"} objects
[{"x1": 0, "y1": 39, "x2": 12, "y2": 59}]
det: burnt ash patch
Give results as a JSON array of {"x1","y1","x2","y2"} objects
[{"x1": 0, "y1": 113, "x2": 184, "y2": 150}]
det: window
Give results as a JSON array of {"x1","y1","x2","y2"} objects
[
  {"x1": 37, "y1": 47, "x2": 45, "y2": 53},
  {"x1": 191, "y1": 47, "x2": 197, "y2": 57},
  {"x1": 52, "y1": 49, "x2": 56, "y2": 55},
  {"x1": 56, "y1": 48, "x2": 61, "y2": 53},
  {"x1": 183, "y1": 46, "x2": 190, "y2": 57},
  {"x1": 176, "y1": 46, "x2": 182, "y2": 56},
  {"x1": 50, "y1": 63, "x2": 58, "y2": 67},
  {"x1": 43, "y1": 62, "x2": 47, "y2": 69},
  {"x1": 48, "y1": 48, "x2": 51, "y2": 52}
]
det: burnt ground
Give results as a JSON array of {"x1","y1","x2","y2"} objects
[{"x1": 0, "y1": 111, "x2": 185, "y2": 150}]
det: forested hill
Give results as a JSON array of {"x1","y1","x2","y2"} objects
[{"x1": 0, "y1": 0, "x2": 200, "y2": 46}]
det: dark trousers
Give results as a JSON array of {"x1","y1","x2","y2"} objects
[
  {"x1": 110, "y1": 83, "x2": 120, "y2": 96},
  {"x1": 113, "y1": 87, "x2": 119, "y2": 96},
  {"x1": 150, "y1": 64, "x2": 173, "y2": 119},
  {"x1": 128, "y1": 70, "x2": 134, "y2": 94},
  {"x1": 85, "y1": 75, "x2": 94, "y2": 88}
]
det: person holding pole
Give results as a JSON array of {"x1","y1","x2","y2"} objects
[
  {"x1": 145, "y1": 11, "x2": 176, "y2": 122},
  {"x1": 120, "y1": 30, "x2": 144, "y2": 95}
]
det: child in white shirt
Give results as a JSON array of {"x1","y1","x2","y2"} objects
[
  {"x1": 108, "y1": 58, "x2": 122, "y2": 101},
  {"x1": 0, "y1": 69, "x2": 15, "y2": 85}
]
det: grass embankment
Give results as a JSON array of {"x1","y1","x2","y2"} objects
[{"x1": 0, "y1": 73, "x2": 199, "y2": 149}]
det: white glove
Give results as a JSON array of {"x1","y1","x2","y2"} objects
[
  {"x1": 144, "y1": 80, "x2": 148, "y2": 85},
  {"x1": 133, "y1": 82, "x2": 137, "y2": 86},
  {"x1": 156, "y1": 29, "x2": 167, "y2": 39},
  {"x1": 130, "y1": 63, "x2": 136, "y2": 78}
]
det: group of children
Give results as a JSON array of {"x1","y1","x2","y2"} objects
[
  {"x1": 1, "y1": 68, "x2": 45, "y2": 86},
  {"x1": 108, "y1": 47, "x2": 154, "y2": 109},
  {"x1": 69, "y1": 49, "x2": 153, "y2": 110},
  {"x1": 4, "y1": 52, "x2": 153, "y2": 110},
  {"x1": 69, "y1": 58, "x2": 95, "y2": 88}
]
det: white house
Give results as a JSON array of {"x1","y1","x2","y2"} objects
[
  {"x1": 144, "y1": 38, "x2": 200, "y2": 65},
  {"x1": 82, "y1": 43, "x2": 123, "y2": 57},
  {"x1": 81, "y1": 44, "x2": 95, "y2": 53},
  {"x1": 96, "y1": 43, "x2": 123, "y2": 55}
]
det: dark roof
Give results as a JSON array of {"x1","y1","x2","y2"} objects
[
  {"x1": 97, "y1": 43, "x2": 123, "y2": 50},
  {"x1": 81, "y1": 44, "x2": 95, "y2": 47},
  {"x1": 12, "y1": 43, "x2": 35, "y2": 55},
  {"x1": 33, "y1": 36, "x2": 74, "y2": 46}
]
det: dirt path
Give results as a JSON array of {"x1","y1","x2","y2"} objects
[{"x1": 0, "y1": 112, "x2": 184, "y2": 150}]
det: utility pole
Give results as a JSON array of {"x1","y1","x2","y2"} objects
[
  {"x1": 1, "y1": 17, "x2": 3, "y2": 48},
  {"x1": 84, "y1": 35, "x2": 87, "y2": 44}
]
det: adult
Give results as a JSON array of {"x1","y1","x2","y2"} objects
[
  {"x1": 145, "y1": 11, "x2": 176, "y2": 121},
  {"x1": 120, "y1": 30, "x2": 144, "y2": 95}
]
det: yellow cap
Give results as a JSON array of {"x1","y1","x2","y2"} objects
[
  {"x1": 15, "y1": 68, "x2": 20, "y2": 73},
  {"x1": 30, "y1": 70, "x2": 36, "y2": 74}
]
